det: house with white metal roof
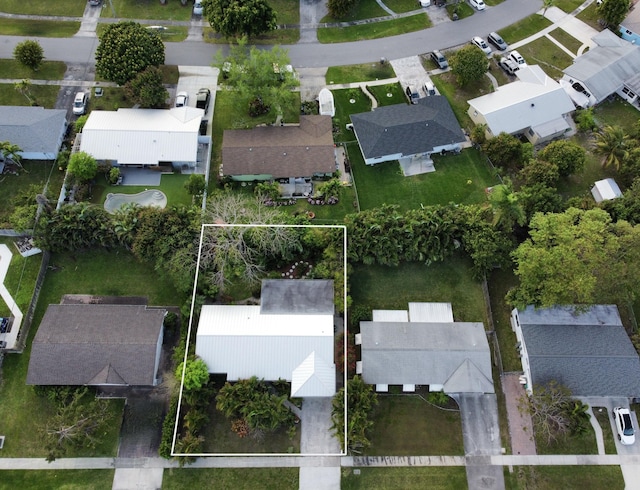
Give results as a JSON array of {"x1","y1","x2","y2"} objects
[
  {"x1": 0, "y1": 106, "x2": 67, "y2": 160},
  {"x1": 79, "y1": 106, "x2": 204, "y2": 167},
  {"x1": 562, "y1": 29, "x2": 640, "y2": 109},
  {"x1": 467, "y1": 65, "x2": 575, "y2": 144},
  {"x1": 511, "y1": 305, "x2": 640, "y2": 397},
  {"x1": 195, "y1": 280, "x2": 335, "y2": 398},
  {"x1": 357, "y1": 302, "x2": 494, "y2": 394}
]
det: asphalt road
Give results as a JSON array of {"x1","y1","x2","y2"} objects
[{"x1": 0, "y1": 0, "x2": 542, "y2": 68}]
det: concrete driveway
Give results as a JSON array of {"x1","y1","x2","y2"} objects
[
  {"x1": 456, "y1": 393, "x2": 506, "y2": 490},
  {"x1": 174, "y1": 65, "x2": 219, "y2": 123}
]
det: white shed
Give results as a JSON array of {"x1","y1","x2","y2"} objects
[
  {"x1": 318, "y1": 88, "x2": 335, "y2": 117},
  {"x1": 591, "y1": 178, "x2": 622, "y2": 203}
]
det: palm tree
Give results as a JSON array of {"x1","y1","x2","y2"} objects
[
  {"x1": 594, "y1": 125, "x2": 630, "y2": 170},
  {"x1": 488, "y1": 181, "x2": 525, "y2": 231}
]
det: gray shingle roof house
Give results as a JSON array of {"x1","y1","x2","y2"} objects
[
  {"x1": 349, "y1": 96, "x2": 465, "y2": 166},
  {"x1": 357, "y1": 302, "x2": 494, "y2": 394},
  {"x1": 561, "y1": 30, "x2": 640, "y2": 108},
  {"x1": 221, "y1": 115, "x2": 335, "y2": 181},
  {"x1": 196, "y1": 280, "x2": 336, "y2": 397},
  {"x1": 511, "y1": 305, "x2": 640, "y2": 398},
  {"x1": 0, "y1": 106, "x2": 67, "y2": 160},
  {"x1": 27, "y1": 304, "x2": 166, "y2": 386}
]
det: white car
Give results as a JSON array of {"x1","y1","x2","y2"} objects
[
  {"x1": 509, "y1": 50, "x2": 527, "y2": 67},
  {"x1": 193, "y1": 1, "x2": 203, "y2": 15},
  {"x1": 471, "y1": 37, "x2": 492, "y2": 56},
  {"x1": 469, "y1": 0, "x2": 486, "y2": 10},
  {"x1": 175, "y1": 92, "x2": 189, "y2": 108},
  {"x1": 614, "y1": 407, "x2": 635, "y2": 445},
  {"x1": 72, "y1": 92, "x2": 88, "y2": 115}
]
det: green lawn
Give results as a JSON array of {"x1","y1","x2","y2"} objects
[
  {"x1": 270, "y1": 0, "x2": 300, "y2": 25},
  {"x1": 322, "y1": 0, "x2": 388, "y2": 22},
  {"x1": 576, "y1": 3, "x2": 604, "y2": 32},
  {"x1": 204, "y1": 27, "x2": 300, "y2": 45},
  {"x1": 90, "y1": 87, "x2": 135, "y2": 111},
  {"x1": 350, "y1": 256, "x2": 487, "y2": 323},
  {"x1": 382, "y1": 0, "x2": 422, "y2": 13},
  {"x1": 431, "y1": 71, "x2": 494, "y2": 130},
  {"x1": 0, "y1": 237, "x2": 42, "y2": 318},
  {"x1": 331, "y1": 88, "x2": 372, "y2": 144},
  {"x1": 0, "y1": 0, "x2": 85, "y2": 15},
  {"x1": 318, "y1": 14, "x2": 431, "y2": 43},
  {"x1": 554, "y1": 0, "x2": 584, "y2": 13},
  {"x1": 326, "y1": 63, "x2": 396, "y2": 85},
  {"x1": 342, "y1": 467, "x2": 468, "y2": 490},
  {"x1": 548, "y1": 28, "x2": 583, "y2": 56},
  {"x1": 505, "y1": 466, "x2": 624, "y2": 490},
  {"x1": 91, "y1": 173, "x2": 195, "y2": 209},
  {"x1": 0, "y1": 160, "x2": 65, "y2": 228},
  {"x1": 0, "y1": 84, "x2": 60, "y2": 108},
  {"x1": 514, "y1": 36, "x2": 574, "y2": 80},
  {"x1": 593, "y1": 407, "x2": 617, "y2": 454},
  {"x1": 162, "y1": 468, "x2": 299, "y2": 490},
  {"x1": 0, "y1": 470, "x2": 115, "y2": 490},
  {"x1": 349, "y1": 145, "x2": 498, "y2": 211},
  {"x1": 0, "y1": 59, "x2": 66, "y2": 80},
  {"x1": 487, "y1": 267, "x2": 521, "y2": 372},
  {"x1": 366, "y1": 82, "x2": 405, "y2": 106},
  {"x1": 593, "y1": 96, "x2": 640, "y2": 133},
  {"x1": 0, "y1": 248, "x2": 179, "y2": 456},
  {"x1": 102, "y1": 0, "x2": 192, "y2": 20},
  {"x1": 0, "y1": 19, "x2": 80, "y2": 36},
  {"x1": 367, "y1": 394, "x2": 464, "y2": 455},
  {"x1": 498, "y1": 14, "x2": 553, "y2": 44},
  {"x1": 446, "y1": 2, "x2": 474, "y2": 20},
  {"x1": 535, "y1": 426, "x2": 598, "y2": 455},
  {"x1": 281, "y1": 185, "x2": 359, "y2": 223}
]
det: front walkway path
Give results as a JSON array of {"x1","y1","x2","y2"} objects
[{"x1": 501, "y1": 373, "x2": 536, "y2": 456}]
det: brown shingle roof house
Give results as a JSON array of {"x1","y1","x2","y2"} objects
[
  {"x1": 221, "y1": 115, "x2": 335, "y2": 180},
  {"x1": 26, "y1": 304, "x2": 166, "y2": 386}
]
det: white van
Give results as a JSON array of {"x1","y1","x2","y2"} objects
[{"x1": 424, "y1": 81, "x2": 436, "y2": 96}]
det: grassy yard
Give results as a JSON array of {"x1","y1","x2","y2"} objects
[
  {"x1": 514, "y1": 36, "x2": 574, "y2": 80},
  {"x1": 0, "y1": 19, "x2": 79, "y2": 36},
  {"x1": 102, "y1": 0, "x2": 192, "y2": 20},
  {"x1": 90, "y1": 173, "x2": 194, "y2": 208},
  {"x1": 281, "y1": 185, "x2": 359, "y2": 223},
  {"x1": 318, "y1": 14, "x2": 431, "y2": 43},
  {"x1": 593, "y1": 96, "x2": 640, "y2": 133},
  {"x1": 383, "y1": 0, "x2": 422, "y2": 13},
  {"x1": 348, "y1": 144, "x2": 498, "y2": 211},
  {"x1": 0, "y1": 84, "x2": 60, "y2": 108},
  {"x1": 0, "y1": 248, "x2": 179, "y2": 457},
  {"x1": 367, "y1": 393, "x2": 464, "y2": 455},
  {"x1": 593, "y1": 407, "x2": 617, "y2": 454},
  {"x1": 90, "y1": 87, "x2": 135, "y2": 111},
  {"x1": 342, "y1": 467, "x2": 468, "y2": 490},
  {"x1": 487, "y1": 267, "x2": 521, "y2": 372},
  {"x1": 321, "y1": 0, "x2": 388, "y2": 22},
  {"x1": 576, "y1": 2, "x2": 604, "y2": 31},
  {"x1": 554, "y1": 0, "x2": 584, "y2": 13},
  {"x1": 431, "y1": 71, "x2": 494, "y2": 130},
  {"x1": 0, "y1": 59, "x2": 66, "y2": 80},
  {"x1": 446, "y1": 2, "x2": 474, "y2": 20},
  {"x1": 0, "y1": 470, "x2": 115, "y2": 490},
  {"x1": 505, "y1": 466, "x2": 624, "y2": 490},
  {"x1": 204, "y1": 27, "x2": 300, "y2": 45},
  {"x1": 350, "y1": 256, "x2": 487, "y2": 323},
  {"x1": 0, "y1": 160, "x2": 65, "y2": 228},
  {"x1": 0, "y1": 237, "x2": 42, "y2": 318},
  {"x1": 498, "y1": 14, "x2": 553, "y2": 44},
  {"x1": 331, "y1": 88, "x2": 372, "y2": 144},
  {"x1": 535, "y1": 426, "x2": 597, "y2": 455},
  {"x1": 366, "y1": 82, "x2": 405, "y2": 106},
  {"x1": 0, "y1": 0, "x2": 84, "y2": 15},
  {"x1": 548, "y1": 28, "x2": 583, "y2": 56},
  {"x1": 326, "y1": 63, "x2": 396, "y2": 85},
  {"x1": 162, "y1": 468, "x2": 299, "y2": 490}
]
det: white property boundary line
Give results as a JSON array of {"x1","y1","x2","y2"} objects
[
  {"x1": 0, "y1": 244, "x2": 23, "y2": 350},
  {"x1": 172, "y1": 223, "x2": 348, "y2": 457}
]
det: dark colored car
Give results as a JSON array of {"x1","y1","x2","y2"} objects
[{"x1": 196, "y1": 88, "x2": 211, "y2": 113}]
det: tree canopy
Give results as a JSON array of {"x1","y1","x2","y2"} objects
[
  {"x1": 537, "y1": 139, "x2": 586, "y2": 177},
  {"x1": 123, "y1": 66, "x2": 168, "y2": 108},
  {"x1": 331, "y1": 376, "x2": 377, "y2": 454},
  {"x1": 327, "y1": 0, "x2": 359, "y2": 18},
  {"x1": 202, "y1": 0, "x2": 277, "y2": 39},
  {"x1": 13, "y1": 39, "x2": 44, "y2": 71},
  {"x1": 95, "y1": 21, "x2": 165, "y2": 85},
  {"x1": 508, "y1": 207, "x2": 640, "y2": 308},
  {"x1": 67, "y1": 152, "x2": 98, "y2": 182},
  {"x1": 449, "y1": 44, "x2": 489, "y2": 86},
  {"x1": 597, "y1": 0, "x2": 631, "y2": 28}
]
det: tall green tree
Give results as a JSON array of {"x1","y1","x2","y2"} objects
[
  {"x1": 331, "y1": 376, "x2": 377, "y2": 454},
  {"x1": 202, "y1": 0, "x2": 277, "y2": 39},
  {"x1": 123, "y1": 66, "x2": 168, "y2": 108},
  {"x1": 67, "y1": 152, "x2": 98, "y2": 182},
  {"x1": 95, "y1": 21, "x2": 165, "y2": 85},
  {"x1": 488, "y1": 181, "x2": 526, "y2": 231},
  {"x1": 597, "y1": 0, "x2": 631, "y2": 28},
  {"x1": 449, "y1": 44, "x2": 489, "y2": 86},
  {"x1": 594, "y1": 125, "x2": 631, "y2": 170},
  {"x1": 508, "y1": 207, "x2": 640, "y2": 308},
  {"x1": 537, "y1": 140, "x2": 586, "y2": 177},
  {"x1": 14, "y1": 79, "x2": 35, "y2": 105},
  {"x1": 13, "y1": 39, "x2": 44, "y2": 71},
  {"x1": 482, "y1": 132, "x2": 524, "y2": 172}
]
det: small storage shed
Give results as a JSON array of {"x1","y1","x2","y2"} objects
[
  {"x1": 318, "y1": 88, "x2": 335, "y2": 117},
  {"x1": 591, "y1": 178, "x2": 622, "y2": 203}
]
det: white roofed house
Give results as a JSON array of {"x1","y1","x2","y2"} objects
[
  {"x1": 195, "y1": 279, "x2": 336, "y2": 398},
  {"x1": 79, "y1": 106, "x2": 204, "y2": 168},
  {"x1": 468, "y1": 65, "x2": 575, "y2": 145}
]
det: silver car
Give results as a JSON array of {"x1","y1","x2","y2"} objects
[{"x1": 471, "y1": 37, "x2": 492, "y2": 56}]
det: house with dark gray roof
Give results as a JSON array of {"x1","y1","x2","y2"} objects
[
  {"x1": 561, "y1": 30, "x2": 640, "y2": 109},
  {"x1": 511, "y1": 305, "x2": 640, "y2": 398},
  {"x1": 0, "y1": 106, "x2": 67, "y2": 160},
  {"x1": 356, "y1": 302, "x2": 494, "y2": 394},
  {"x1": 221, "y1": 115, "x2": 335, "y2": 182},
  {"x1": 349, "y1": 96, "x2": 465, "y2": 173},
  {"x1": 27, "y1": 304, "x2": 166, "y2": 386}
]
